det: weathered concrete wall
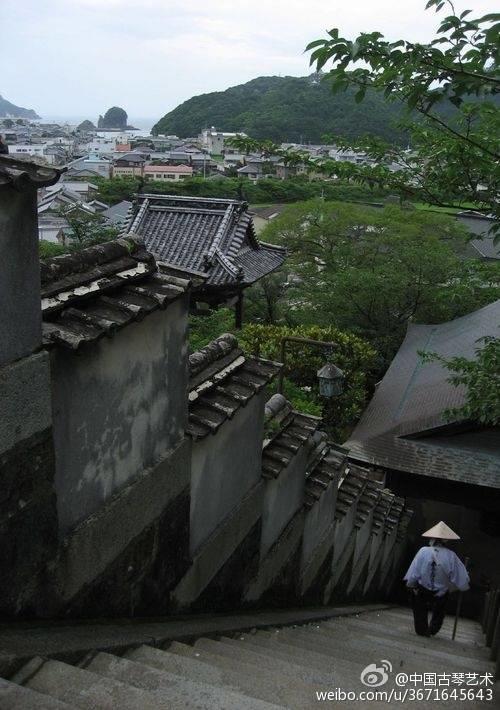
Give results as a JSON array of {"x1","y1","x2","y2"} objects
[
  {"x1": 0, "y1": 427, "x2": 57, "y2": 617},
  {"x1": 301, "y1": 483, "x2": 336, "y2": 568},
  {"x1": 0, "y1": 352, "x2": 52, "y2": 457},
  {"x1": 0, "y1": 189, "x2": 41, "y2": 366},
  {"x1": 53, "y1": 438, "x2": 192, "y2": 617},
  {"x1": 190, "y1": 392, "x2": 266, "y2": 555},
  {"x1": 51, "y1": 300, "x2": 189, "y2": 533},
  {"x1": 260, "y1": 445, "x2": 309, "y2": 559}
]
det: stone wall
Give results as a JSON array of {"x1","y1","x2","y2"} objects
[{"x1": 0, "y1": 159, "x2": 413, "y2": 619}]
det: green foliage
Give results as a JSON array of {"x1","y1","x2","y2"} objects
[
  {"x1": 239, "y1": 323, "x2": 378, "y2": 439},
  {"x1": 152, "y1": 74, "x2": 409, "y2": 144},
  {"x1": 38, "y1": 240, "x2": 67, "y2": 258},
  {"x1": 95, "y1": 175, "x2": 387, "y2": 206},
  {"x1": 55, "y1": 209, "x2": 120, "y2": 251},
  {"x1": 422, "y1": 336, "x2": 500, "y2": 425},
  {"x1": 261, "y1": 200, "x2": 500, "y2": 362},
  {"x1": 306, "y1": 1, "x2": 500, "y2": 223},
  {"x1": 188, "y1": 308, "x2": 235, "y2": 352},
  {"x1": 188, "y1": 311, "x2": 377, "y2": 438}
]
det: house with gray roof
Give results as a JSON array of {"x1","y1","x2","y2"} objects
[
  {"x1": 346, "y1": 300, "x2": 500, "y2": 609},
  {"x1": 457, "y1": 211, "x2": 499, "y2": 261},
  {"x1": 101, "y1": 199, "x2": 133, "y2": 227},
  {"x1": 122, "y1": 194, "x2": 286, "y2": 323}
]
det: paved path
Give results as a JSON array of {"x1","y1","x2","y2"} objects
[{"x1": 0, "y1": 607, "x2": 497, "y2": 708}]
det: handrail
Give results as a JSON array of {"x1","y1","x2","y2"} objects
[{"x1": 481, "y1": 587, "x2": 500, "y2": 679}]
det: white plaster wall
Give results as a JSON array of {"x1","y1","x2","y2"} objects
[
  {"x1": 189, "y1": 391, "x2": 266, "y2": 556},
  {"x1": 301, "y1": 484, "x2": 336, "y2": 568},
  {"x1": 51, "y1": 300, "x2": 189, "y2": 533},
  {"x1": 332, "y1": 503, "x2": 356, "y2": 570},
  {"x1": 260, "y1": 444, "x2": 309, "y2": 559}
]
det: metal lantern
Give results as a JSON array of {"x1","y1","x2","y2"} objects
[{"x1": 317, "y1": 363, "x2": 345, "y2": 398}]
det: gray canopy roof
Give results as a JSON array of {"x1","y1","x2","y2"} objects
[{"x1": 346, "y1": 300, "x2": 500, "y2": 488}]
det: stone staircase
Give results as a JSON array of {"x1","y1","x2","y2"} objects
[{"x1": 0, "y1": 607, "x2": 497, "y2": 709}]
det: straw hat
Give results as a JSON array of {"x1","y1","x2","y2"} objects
[{"x1": 422, "y1": 521, "x2": 460, "y2": 540}]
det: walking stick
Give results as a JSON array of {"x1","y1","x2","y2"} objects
[{"x1": 452, "y1": 556, "x2": 470, "y2": 640}]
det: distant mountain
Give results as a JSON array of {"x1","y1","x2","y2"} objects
[
  {"x1": 152, "y1": 74, "x2": 408, "y2": 144},
  {"x1": 0, "y1": 95, "x2": 40, "y2": 119}
]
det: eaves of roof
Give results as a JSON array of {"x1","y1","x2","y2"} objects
[
  {"x1": 0, "y1": 155, "x2": 65, "y2": 191},
  {"x1": 41, "y1": 236, "x2": 190, "y2": 351},
  {"x1": 187, "y1": 333, "x2": 281, "y2": 440}
]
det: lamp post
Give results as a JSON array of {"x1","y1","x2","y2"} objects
[{"x1": 276, "y1": 336, "x2": 345, "y2": 398}]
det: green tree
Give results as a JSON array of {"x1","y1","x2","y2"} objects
[
  {"x1": 262, "y1": 200, "x2": 499, "y2": 361},
  {"x1": 188, "y1": 309, "x2": 378, "y2": 438},
  {"x1": 3, "y1": 118, "x2": 13, "y2": 129},
  {"x1": 239, "y1": 323, "x2": 378, "y2": 439},
  {"x1": 94, "y1": 175, "x2": 387, "y2": 207},
  {"x1": 306, "y1": 1, "x2": 500, "y2": 221},
  {"x1": 57, "y1": 209, "x2": 120, "y2": 250}
]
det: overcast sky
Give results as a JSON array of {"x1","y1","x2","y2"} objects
[{"x1": 3, "y1": 0, "x2": 496, "y2": 122}]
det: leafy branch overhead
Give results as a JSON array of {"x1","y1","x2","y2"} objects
[
  {"x1": 305, "y1": 0, "x2": 500, "y2": 223},
  {"x1": 226, "y1": 3, "x2": 499, "y2": 226}
]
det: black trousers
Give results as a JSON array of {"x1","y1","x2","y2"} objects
[{"x1": 410, "y1": 585, "x2": 448, "y2": 636}]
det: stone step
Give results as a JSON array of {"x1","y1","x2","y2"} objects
[
  {"x1": 170, "y1": 638, "x2": 336, "y2": 690},
  {"x1": 236, "y1": 627, "x2": 478, "y2": 678},
  {"x1": 261, "y1": 624, "x2": 490, "y2": 673},
  {"x1": 192, "y1": 638, "x2": 391, "y2": 710},
  {"x1": 0, "y1": 677, "x2": 74, "y2": 709},
  {"x1": 373, "y1": 609, "x2": 486, "y2": 642},
  {"x1": 193, "y1": 636, "x2": 338, "y2": 685},
  {"x1": 85, "y1": 650, "x2": 283, "y2": 710},
  {"x1": 18, "y1": 656, "x2": 180, "y2": 709},
  {"x1": 327, "y1": 616, "x2": 490, "y2": 660},
  {"x1": 215, "y1": 634, "x2": 367, "y2": 681},
  {"x1": 300, "y1": 622, "x2": 492, "y2": 669},
  {"x1": 127, "y1": 643, "x2": 317, "y2": 709}
]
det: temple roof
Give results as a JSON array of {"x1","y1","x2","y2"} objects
[
  {"x1": 41, "y1": 236, "x2": 190, "y2": 350},
  {"x1": 122, "y1": 194, "x2": 286, "y2": 290}
]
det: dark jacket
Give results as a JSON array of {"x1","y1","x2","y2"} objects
[{"x1": 0, "y1": 141, "x2": 9, "y2": 155}]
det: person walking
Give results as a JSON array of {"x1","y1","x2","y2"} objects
[{"x1": 404, "y1": 521, "x2": 470, "y2": 637}]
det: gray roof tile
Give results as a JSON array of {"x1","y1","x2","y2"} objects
[
  {"x1": 41, "y1": 236, "x2": 190, "y2": 350},
  {"x1": 187, "y1": 334, "x2": 281, "y2": 440},
  {"x1": 0, "y1": 155, "x2": 64, "y2": 191},
  {"x1": 122, "y1": 194, "x2": 286, "y2": 289}
]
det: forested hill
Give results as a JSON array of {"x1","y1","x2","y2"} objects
[
  {"x1": 0, "y1": 95, "x2": 40, "y2": 119},
  {"x1": 152, "y1": 75, "x2": 407, "y2": 143}
]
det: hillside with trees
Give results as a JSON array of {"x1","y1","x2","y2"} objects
[{"x1": 152, "y1": 74, "x2": 408, "y2": 143}]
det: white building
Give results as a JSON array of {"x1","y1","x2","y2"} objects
[
  {"x1": 11, "y1": 144, "x2": 46, "y2": 158},
  {"x1": 143, "y1": 164, "x2": 193, "y2": 182},
  {"x1": 200, "y1": 128, "x2": 246, "y2": 155}
]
